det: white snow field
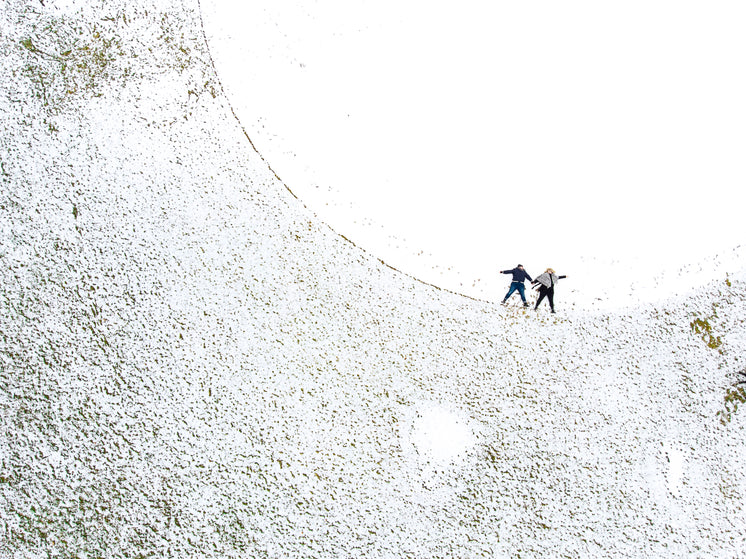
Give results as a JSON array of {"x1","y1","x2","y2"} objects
[
  {"x1": 199, "y1": 0, "x2": 746, "y2": 309},
  {"x1": 1, "y1": 1, "x2": 745, "y2": 558}
]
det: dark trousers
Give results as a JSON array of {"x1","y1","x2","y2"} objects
[{"x1": 535, "y1": 286, "x2": 555, "y2": 311}]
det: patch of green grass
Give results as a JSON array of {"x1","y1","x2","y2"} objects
[
  {"x1": 16, "y1": 6, "x2": 216, "y2": 127},
  {"x1": 19, "y1": 15, "x2": 124, "y2": 115},
  {"x1": 690, "y1": 316, "x2": 722, "y2": 350},
  {"x1": 718, "y1": 370, "x2": 746, "y2": 425}
]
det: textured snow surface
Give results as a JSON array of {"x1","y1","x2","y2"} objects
[{"x1": 1, "y1": 1, "x2": 745, "y2": 558}]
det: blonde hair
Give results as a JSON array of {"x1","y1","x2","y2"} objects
[{"x1": 545, "y1": 268, "x2": 555, "y2": 274}]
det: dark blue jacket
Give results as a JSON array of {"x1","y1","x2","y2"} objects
[{"x1": 501, "y1": 268, "x2": 532, "y2": 283}]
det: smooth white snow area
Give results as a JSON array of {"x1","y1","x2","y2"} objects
[
  {"x1": 663, "y1": 441, "x2": 685, "y2": 497},
  {"x1": 408, "y1": 403, "x2": 476, "y2": 463},
  {"x1": 1, "y1": 0, "x2": 745, "y2": 558},
  {"x1": 201, "y1": 0, "x2": 746, "y2": 307}
]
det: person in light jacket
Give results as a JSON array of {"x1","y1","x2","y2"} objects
[
  {"x1": 500, "y1": 264, "x2": 533, "y2": 307},
  {"x1": 531, "y1": 268, "x2": 567, "y2": 313}
]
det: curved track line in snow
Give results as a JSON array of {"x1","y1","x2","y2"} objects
[{"x1": 193, "y1": 0, "x2": 494, "y2": 306}]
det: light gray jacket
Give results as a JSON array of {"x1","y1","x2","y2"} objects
[{"x1": 533, "y1": 272, "x2": 565, "y2": 289}]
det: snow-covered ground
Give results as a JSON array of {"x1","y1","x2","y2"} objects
[{"x1": 1, "y1": 1, "x2": 744, "y2": 557}]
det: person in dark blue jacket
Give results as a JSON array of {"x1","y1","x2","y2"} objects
[{"x1": 500, "y1": 264, "x2": 532, "y2": 306}]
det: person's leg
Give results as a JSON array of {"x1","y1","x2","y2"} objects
[
  {"x1": 503, "y1": 282, "x2": 518, "y2": 302},
  {"x1": 517, "y1": 283, "x2": 527, "y2": 304},
  {"x1": 535, "y1": 288, "x2": 546, "y2": 309},
  {"x1": 547, "y1": 287, "x2": 555, "y2": 312}
]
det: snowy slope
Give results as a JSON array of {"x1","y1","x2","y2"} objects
[{"x1": 1, "y1": 1, "x2": 744, "y2": 558}]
